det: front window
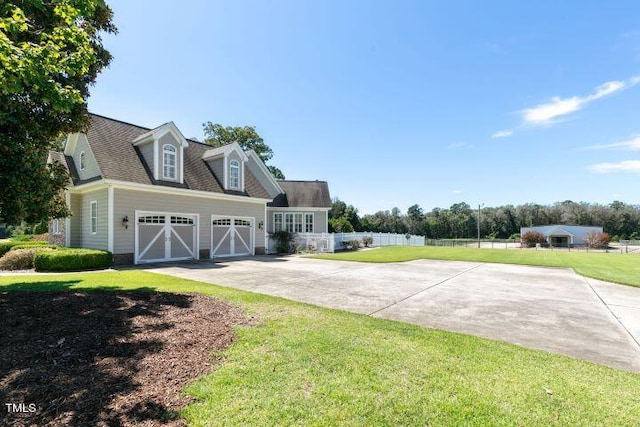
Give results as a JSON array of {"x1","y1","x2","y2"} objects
[
  {"x1": 305, "y1": 213, "x2": 314, "y2": 233},
  {"x1": 274, "y1": 213, "x2": 283, "y2": 232},
  {"x1": 90, "y1": 201, "x2": 98, "y2": 234},
  {"x1": 285, "y1": 213, "x2": 294, "y2": 233},
  {"x1": 52, "y1": 219, "x2": 60, "y2": 234},
  {"x1": 163, "y1": 144, "x2": 176, "y2": 179},
  {"x1": 230, "y1": 160, "x2": 240, "y2": 188},
  {"x1": 294, "y1": 213, "x2": 303, "y2": 233}
]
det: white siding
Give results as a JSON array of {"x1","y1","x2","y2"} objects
[
  {"x1": 113, "y1": 188, "x2": 266, "y2": 255},
  {"x1": 73, "y1": 134, "x2": 101, "y2": 180},
  {"x1": 69, "y1": 193, "x2": 82, "y2": 247},
  {"x1": 79, "y1": 189, "x2": 109, "y2": 251},
  {"x1": 138, "y1": 141, "x2": 155, "y2": 177}
]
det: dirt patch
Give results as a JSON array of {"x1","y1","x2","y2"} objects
[{"x1": 0, "y1": 291, "x2": 248, "y2": 426}]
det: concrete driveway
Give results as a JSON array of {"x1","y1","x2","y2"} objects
[{"x1": 143, "y1": 256, "x2": 640, "y2": 373}]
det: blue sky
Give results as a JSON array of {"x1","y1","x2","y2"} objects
[{"x1": 89, "y1": 0, "x2": 640, "y2": 214}]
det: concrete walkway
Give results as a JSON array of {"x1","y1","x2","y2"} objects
[{"x1": 143, "y1": 256, "x2": 640, "y2": 373}]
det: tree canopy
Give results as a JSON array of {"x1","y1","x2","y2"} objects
[
  {"x1": 351, "y1": 200, "x2": 640, "y2": 240},
  {"x1": 202, "y1": 122, "x2": 285, "y2": 179},
  {"x1": 0, "y1": 0, "x2": 116, "y2": 224}
]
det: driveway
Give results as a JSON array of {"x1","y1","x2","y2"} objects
[{"x1": 143, "y1": 256, "x2": 640, "y2": 373}]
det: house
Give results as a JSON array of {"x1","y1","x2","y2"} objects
[
  {"x1": 48, "y1": 114, "x2": 331, "y2": 264},
  {"x1": 520, "y1": 225, "x2": 603, "y2": 247}
]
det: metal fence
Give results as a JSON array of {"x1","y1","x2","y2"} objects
[{"x1": 267, "y1": 232, "x2": 425, "y2": 254}]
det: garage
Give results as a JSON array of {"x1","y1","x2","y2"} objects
[
  {"x1": 135, "y1": 212, "x2": 199, "y2": 264},
  {"x1": 211, "y1": 215, "x2": 254, "y2": 257}
]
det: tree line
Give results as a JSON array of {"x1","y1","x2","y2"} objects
[{"x1": 329, "y1": 199, "x2": 640, "y2": 240}]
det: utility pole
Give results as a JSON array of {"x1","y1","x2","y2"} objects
[{"x1": 477, "y1": 203, "x2": 484, "y2": 248}]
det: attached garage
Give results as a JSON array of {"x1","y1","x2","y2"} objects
[
  {"x1": 211, "y1": 215, "x2": 254, "y2": 257},
  {"x1": 135, "y1": 212, "x2": 199, "y2": 264}
]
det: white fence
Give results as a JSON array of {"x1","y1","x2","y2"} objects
[{"x1": 266, "y1": 232, "x2": 425, "y2": 254}]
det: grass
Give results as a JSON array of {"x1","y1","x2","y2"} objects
[
  {"x1": 315, "y1": 246, "x2": 640, "y2": 287},
  {"x1": 1, "y1": 270, "x2": 640, "y2": 426}
]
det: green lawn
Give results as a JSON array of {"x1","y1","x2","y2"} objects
[
  {"x1": 1, "y1": 271, "x2": 639, "y2": 426},
  {"x1": 315, "y1": 246, "x2": 640, "y2": 287}
]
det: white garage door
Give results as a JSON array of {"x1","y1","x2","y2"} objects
[
  {"x1": 211, "y1": 215, "x2": 254, "y2": 257},
  {"x1": 135, "y1": 212, "x2": 198, "y2": 264}
]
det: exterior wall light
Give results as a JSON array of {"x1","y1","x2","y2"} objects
[{"x1": 122, "y1": 215, "x2": 129, "y2": 229}]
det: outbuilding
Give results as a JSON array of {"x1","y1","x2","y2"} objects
[{"x1": 520, "y1": 225, "x2": 603, "y2": 247}]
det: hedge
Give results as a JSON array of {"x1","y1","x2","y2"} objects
[
  {"x1": 0, "y1": 240, "x2": 52, "y2": 257},
  {"x1": 34, "y1": 249, "x2": 113, "y2": 272}
]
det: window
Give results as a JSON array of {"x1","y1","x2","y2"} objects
[
  {"x1": 274, "y1": 213, "x2": 283, "y2": 232},
  {"x1": 305, "y1": 213, "x2": 314, "y2": 233},
  {"x1": 294, "y1": 213, "x2": 303, "y2": 233},
  {"x1": 90, "y1": 201, "x2": 98, "y2": 234},
  {"x1": 277, "y1": 212, "x2": 310, "y2": 233},
  {"x1": 285, "y1": 213, "x2": 294, "y2": 233},
  {"x1": 229, "y1": 160, "x2": 240, "y2": 189},
  {"x1": 52, "y1": 219, "x2": 60, "y2": 234},
  {"x1": 79, "y1": 152, "x2": 86, "y2": 170},
  {"x1": 163, "y1": 144, "x2": 176, "y2": 179},
  {"x1": 139, "y1": 215, "x2": 165, "y2": 224}
]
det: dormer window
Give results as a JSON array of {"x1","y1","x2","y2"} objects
[
  {"x1": 230, "y1": 160, "x2": 240, "y2": 189},
  {"x1": 80, "y1": 152, "x2": 86, "y2": 170},
  {"x1": 163, "y1": 144, "x2": 176, "y2": 180}
]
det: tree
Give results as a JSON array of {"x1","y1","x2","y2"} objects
[
  {"x1": 0, "y1": 1, "x2": 116, "y2": 224},
  {"x1": 202, "y1": 122, "x2": 285, "y2": 179}
]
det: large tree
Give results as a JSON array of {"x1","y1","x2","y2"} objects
[
  {"x1": 202, "y1": 122, "x2": 285, "y2": 179},
  {"x1": 0, "y1": 0, "x2": 116, "y2": 224}
]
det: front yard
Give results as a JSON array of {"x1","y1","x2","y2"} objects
[
  {"x1": 315, "y1": 245, "x2": 640, "y2": 287},
  {"x1": 1, "y1": 271, "x2": 639, "y2": 426}
]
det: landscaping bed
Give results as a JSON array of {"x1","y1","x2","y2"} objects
[{"x1": 0, "y1": 291, "x2": 247, "y2": 426}]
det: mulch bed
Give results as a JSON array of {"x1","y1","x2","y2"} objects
[{"x1": 0, "y1": 291, "x2": 248, "y2": 426}]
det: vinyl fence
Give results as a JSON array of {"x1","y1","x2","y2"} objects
[{"x1": 267, "y1": 232, "x2": 425, "y2": 254}]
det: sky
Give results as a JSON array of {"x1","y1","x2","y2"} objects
[{"x1": 88, "y1": 0, "x2": 640, "y2": 215}]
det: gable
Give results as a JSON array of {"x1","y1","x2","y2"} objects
[{"x1": 73, "y1": 114, "x2": 271, "y2": 199}]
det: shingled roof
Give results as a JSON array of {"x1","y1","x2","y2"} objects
[
  {"x1": 269, "y1": 180, "x2": 331, "y2": 208},
  {"x1": 64, "y1": 114, "x2": 270, "y2": 199}
]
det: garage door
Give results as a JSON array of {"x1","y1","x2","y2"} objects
[
  {"x1": 211, "y1": 215, "x2": 254, "y2": 257},
  {"x1": 135, "y1": 212, "x2": 198, "y2": 264}
]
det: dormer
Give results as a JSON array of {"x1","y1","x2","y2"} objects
[
  {"x1": 202, "y1": 142, "x2": 249, "y2": 192},
  {"x1": 132, "y1": 122, "x2": 189, "y2": 184},
  {"x1": 64, "y1": 132, "x2": 102, "y2": 181}
]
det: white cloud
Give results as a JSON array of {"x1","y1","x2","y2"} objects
[
  {"x1": 521, "y1": 76, "x2": 639, "y2": 126},
  {"x1": 491, "y1": 129, "x2": 513, "y2": 138},
  {"x1": 452, "y1": 189, "x2": 463, "y2": 194},
  {"x1": 582, "y1": 135, "x2": 640, "y2": 151},
  {"x1": 588, "y1": 160, "x2": 640, "y2": 173}
]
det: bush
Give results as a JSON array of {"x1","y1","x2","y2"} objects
[
  {"x1": 509, "y1": 233, "x2": 521, "y2": 240},
  {"x1": 0, "y1": 240, "x2": 53, "y2": 257},
  {"x1": 521, "y1": 231, "x2": 546, "y2": 248},
  {"x1": 270, "y1": 230, "x2": 295, "y2": 254},
  {"x1": 362, "y1": 236, "x2": 373, "y2": 248},
  {"x1": 341, "y1": 240, "x2": 361, "y2": 250},
  {"x1": 9, "y1": 244, "x2": 56, "y2": 252},
  {"x1": 0, "y1": 248, "x2": 53, "y2": 270},
  {"x1": 34, "y1": 249, "x2": 113, "y2": 272},
  {"x1": 584, "y1": 232, "x2": 610, "y2": 249}
]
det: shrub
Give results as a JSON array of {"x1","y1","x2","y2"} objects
[
  {"x1": 521, "y1": 231, "x2": 546, "y2": 248},
  {"x1": 269, "y1": 230, "x2": 295, "y2": 254},
  {"x1": 34, "y1": 249, "x2": 113, "y2": 272},
  {"x1": 9, "y1": 244, "x2": 56, "y2": 252},
  {"x1": 0, "y1": 240, "x2": 53, "y2": 257},
  {"x1": 584, "y1": 232, "x2": 610, "y2": 249},
  {"x1": 362, "y1": 236, "x2": 373, "y2": 248},
  {"x1": 341, "y1": 240, "x2": 361, "y2": 250},
  {"x1": 0, "y1": 247, "x2": 53, "y2": 270},
  {"x1": 509, "y1": 233, "x2": 521, "y2": 240}
]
